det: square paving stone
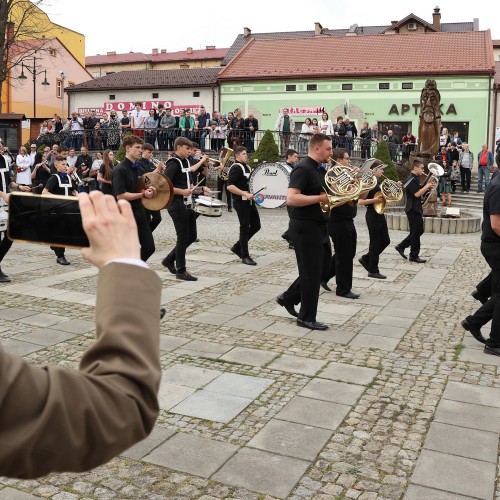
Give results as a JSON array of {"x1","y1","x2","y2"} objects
[
  {"x1": 0, "y1": 489, "x2": 40, "y2": 499},
  {"x1": 208, "y1": 303, "x2": 255, "y2": 315},
  {"x1": 461, "y1": 336, "x2": 484, "y2": 351},
  {"x1": 435, "y1": 399, "x2": 500, "y2": 433},
  {"x1": 189, "y1": 311, "x2": 237, "y2": 326},
  {"x1": 370, "y1": 315, "x2": 415, "y2": 328},
  {"x1": 162, "y1": 364, "x2": 222, "y2": 388},
  {"x1": 405, "y1": 484, "x2": 477, "y2": 500},
  {"x1": 319, "y1": 362, "x2": 378, "y2": 385},
  {"x1": 423, "y1": 422, "x2": 498, "y2": 463},
  {"x1": 144, "y1": 432, "x2": 238, "y2": 478},
  {"x1": 247, "y1": 418, "x2": 332, "y2": 461},
  {"x1": 18, "y1": 313, "x2": 69, "y2": 327},
  {"x1": 159, "y1": 334, "x2": 190, "y2": 352},
  {"x1": 1, "y1": 339, "x2": 45, "y2": 356},
  {"x1": 121, "y1": 426, "x2": 176, "y2": 460},
  {"x1": 299, "y1": 378, "x2": 365, "y2": 405},
  {"x1": 381, "y1": 307, "x2": 420, "y2": 319},
  {"x1": 460, "y1": 347, "x2": 500, "y2": 365},
  {"x1": 267, "y1": 354, "x2": 326, "y2": 376},
  {"x1": 51, "y1": 319, "x2": 96, "y2": 334},
  {"x1": 411, "y1": 449, "x2": 495, "y2": 499},
  {"x1": 276, "y1": 396, "x2": 350, "y2": 430},
  {"x1": 349, "y1": 334, "x2": 400, "y2": 351},
  {"x1": 388, "y1": 299, "x2": 426, "y2": 310},
  {"x1": 360, "y1": 323, "x2": 407, "y2": 339},
  {"x1": 169, "y1": 390, "x2": 253, "y2": 423},
  {"x1": 443, "y1": 381, "x2": 500, "y2": 408},
  {"x1": 179, "y1": 340, "x2": 233, "y2": 355},
  {"x1": 223, "y1": 316, "x2": 276, "y2": 332},
  {"x1": 316, "y1": 302, "x2": 361, "y2": 315},
  {"x1": 213, "y1": 447, "x2": 310, "y2": 499},
  {"x1": 263, "y1": 321, "x2": 309, "y2": 338},
  {"x1": 158, "y1": 382, "x2": 196, "y2": 411},
  {"x1": 14, "y1": 328, "x2": 76, "y2": 347},
  {"x1": 305, "y1": 328, "x2": 357, "y2": 345},
  {"x1": 0, "y1": 308, "x2": 38, "y2": 321},
  {"x1": 204, "y1": 373, "x2": 274, "y2": 399},
  {"x1": 220, "y1": 346, "x2": 277, "y2": 366}
]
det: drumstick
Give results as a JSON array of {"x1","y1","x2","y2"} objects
[{"x1": 253, "y1": 185, "x2": 267, "y2": 196}]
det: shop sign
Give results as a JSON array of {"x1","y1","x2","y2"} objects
[{"x1": 388, "y1": 103, "x2": 457, "y2": 115}]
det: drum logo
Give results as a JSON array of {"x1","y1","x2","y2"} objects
[
  {"x1": 255, "y1": 193, "x2": 265, "y2": 205},
  {"x1": 263, "y1": 168, "x2": 278, "y2": 176}
]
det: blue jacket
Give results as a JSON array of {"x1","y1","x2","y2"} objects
[{"x1": 477, "y1": 150, "x2": 495, "y2": 167}]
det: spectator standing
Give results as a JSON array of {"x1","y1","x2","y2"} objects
[
  {"x1": 229, "y1": 109, "x2": 245, "y2": 149},
  {"x1": 120, "y1": 110, "x2": 131, "y2": 138},
  {"x1": 439, "y1": 159, "x2": 453, "y2": 207},
  {"x1": 97, "y1": 149, "x2": 116, "y2": 195},
  {"x1": 300, "y1": 118, "x2": 314, "y2": 154},
  {"x1": 144, "y1": 109, "x2": 158, "y2": 147},
  {"x1": 159, "y1": 108, "x2": 176, "y2": 151},
  {"x1": 344, "y1": 118, "x2": 357, "y2": 156},
  {"x1": 179, "y1": 109, "x2": 195, "y2": 140},
  {"x1": 68, "y1": 111, "x2": 84, "y2": 150},
  {"x1": 439, "y1": 127, "x2": 451, "y2": 150},
  {"x1": 15, "y1": 146, "x2": 32, "y2": 185},
  {"x1": 76, "y1": 146, "x2": 93, "y2": 180},
  {"x1": 107, "y1": 112, "x2": 120, "y2": 149},
  {"x1": 318, "y1": 112, "x2": 334, "y2": 136},
  {"x1": 458, "y1": 143, "x2": 473, "y2": 193},
  {"x1": 450, "y1": 160, "x2": 460, "y2": 193},
  {"x1": 30, "y1": 151, "x2": 51, "y2": 187},
  {"x1": 156, "y1": 105, "x2": 166, "y2": 150},
  {"x1": 197, "y1": 106, "x2": 211, "y2": 152},
  {"x1": 275, "y1": 108, "x2": 295, "y2": 155},
  {"x1": 360, "y1": 121, "x2": 371, "y2": 159},
  {"x1": 29, "y1": 144, "x2": 37, "y2": 166},
  {"x1": 85, "y1": 111, "x2": 99, "y2": 149},
  {"x1": 386, "y1": 130, "x2": 399, "y2": 162},
  {"x1": 130, "y1": 103, "x2": 146, "y2": 138},
  {"x1": 452, "y1": 131, "x2": 463, "y2": 147},
  {"x1": 477, "y1": 144, "x2": 495, "y2": 193},
  {"x1": 446, "y1": 142, "x2": 459, "y2": 165},
  {"x1": 100, "y1": 113, "x2": 110, "y2": 149},
  {"x1": 244, "y1": 113, "x2": 258, "y2": 153},
  {"x1": 402, "y1": 130, "x2": 416, "y2": 160},
  {"x1": 333, "y1": 116, "x2": 346, "y2": 147},
  {"x1": 66, "y1": 147, "x2": 77, "y2": 169}
]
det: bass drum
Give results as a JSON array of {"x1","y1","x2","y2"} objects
[{"x1": 249, "y1": 162, "x2": 291, "y2": 209}]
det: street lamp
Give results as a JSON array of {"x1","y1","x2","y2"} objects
[
  {"x1": 59, "y1": 70, "x2": 67, "y2": 118},
  {"x1": 18, "y1": 55, "x2": 50, "y2": 119}
]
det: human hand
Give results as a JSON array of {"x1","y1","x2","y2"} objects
[
  {"x1": 19, "y1": 185, "x2": 31, "y2": 192},
  {"x1": 374, "y1": 196, "x2": 384, "y2": 203},
  {"x1": 143, "y1": 188, "x2": 155, "y2": 199},
  {"x1": 244, "y1": 192, "x2": 254, "y2": 201},
  {"x1": 183, "y1": 188, "x2": 194, "y2": 196},
  {"x1": 203, "y1": 186, "x2": 212, "y2": 195},
  {"x1": 79, "y1": 191, "x2": 139, "y2": 268}
]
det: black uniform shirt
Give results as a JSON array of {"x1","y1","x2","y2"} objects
[
  {"x1": 330, "y1": 199, "x2": 357, "y2": 221},
  {"x1": 165, "y1": 155, "x2": 192, "y2": 201},
  {"x1": 0, "y1": 160, "x2": 12, "y2": 193},
  {"x1": 45, "y1": 173, "x2": 75, "y2": 196},
  {"x1": 138, "y1": 157, "x2": 155, "y2": 173},
  {"x1": 75, "y1": 154, "x2": 93, "y2": 177},
  {"x1": 112, "y1": 158, "x2": 145, "y2": 210},
  {"x1": 482, "y1": 173, "x2": 500, "y2": 243},
  {"x1": 288, "y1": 156, "x2": 326, "y2": 223},
  {"x1": 227, "y1": 162, "x2": 250, "y2": 195},
  {"x1": 365, "y1": 180, "x2": 382, "y2": 216},
  {"x1": 404, "y1": 173, "x2": 423, "y2": 214}
]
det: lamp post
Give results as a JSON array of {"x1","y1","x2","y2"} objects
[
  {"x1": 18, "y1": 55, "x2": 50, "y2": 118},
  {"x1": 60, "y1": 71, "x2": 67, "y2": 118}
]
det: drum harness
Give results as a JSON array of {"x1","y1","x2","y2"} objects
[
  {"x1": 54, "y1": 174, "x2": 74, "y2": 197},
  {"x1": 232, "y1": 162, "x2": 251, "y2": 201},
  {"x1": 174, "y1": 157, "x2": 194, "y2": 208}
]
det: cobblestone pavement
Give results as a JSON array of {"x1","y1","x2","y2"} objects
[{"x1": 1, "y1": 206, "x2": 498, "y2": 500}]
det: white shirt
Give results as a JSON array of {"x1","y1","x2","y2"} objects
[
  {"x1": 16, "y1": 154, "x2": 32, "y2": 185},
  {"x1": 67, "y1": 155, "x2": 77, "y2": 167},
  {"x1": 29, "y1": 151, "x2": 37, "y2": 166},
  {"x1": 131, "y1": 109, "x2": 146, "y2": 129},
  {"x1": 318, "y1": 120, "x2": 333, "y2": 135}
]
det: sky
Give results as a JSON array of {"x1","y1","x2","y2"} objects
[{"x1": 45, "y1": 0, "x2": 500, "y2": 57}]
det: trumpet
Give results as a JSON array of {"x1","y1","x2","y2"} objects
[{"x1": 151, "y1": 157, "x2": 165, "y2": 170}]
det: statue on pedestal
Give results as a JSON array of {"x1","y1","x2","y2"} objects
[{"x1": 417, "y1": 79, "x2": 441, "y2": 158}]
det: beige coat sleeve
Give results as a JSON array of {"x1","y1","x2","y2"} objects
[{"x1": 0, "y1": 262, "x2": 161, "y2": 479}]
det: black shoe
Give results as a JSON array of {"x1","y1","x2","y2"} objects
[
  {"x1": 161, "y1": 257, "x2": 177, "y2": 275},
  {"x1": 0, "y1": 268, "x2": 9, "y2": 279},
  {"x1": 358, "y1": 257, "x2": 369, "y2": 272},
  {"x1": 0, "y1": 274, "x2": 11, "y2": 283},
  {"x1": 395, "y1": 245, "x2": 407, "y2": 260},
  {"x1": 484, "y1": 345, "x2": 500, "y2": 356},
  {"x1": 176, "y1": 271, "x2": 198, "y2": 281},
  {"x1": 368, "y1": 272, "x2": 387, "y2": 279},
  {"x1": 337, "y1": 291, "x2": 360, "y2": 299},
  {"x1": 409, "y1": 256, "x2": 427, "y2": 263},
  {"x1": 472, "y1": 289, "x2": 488, "y2": 304},
  {"x1": 230, "y1": 245, "x2": 243, "y2": 259},
  {"x1": 227, "y1": 208, "x2": 233, "y2": 212},
  {"x1": 242, "y1": 257, "x2": 257, "y2": 266},
  {"x1": 477, "y1": 190, "x2": 484, "y2": 193},
  {"x1": 160, "y1": 308, "x2": 166, "y2": 320},
  {"x1": 297, "y1": 318, "x2": 328, "y2": 331},
  {"x1": 57, "y1": 256, "x2": 70, "y2": 266},
  {"x1": 276, "y1": 294, "x2": 298, "y2": 317},
  {"x1": 195, "y1": 238, "x2": 200, "y2": 242},
  {"x1": 281, "y1": 232, "x2": 289, "y2": 242},
  {"x1": 320, "y1": 281, "x2": 332, "y2": 292},
  {"x1": 461, "y1": 319, "x2": 486, "y2": 344}
]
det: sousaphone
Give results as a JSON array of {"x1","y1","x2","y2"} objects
[{"x1": 137, "y1": 172, "x2": 174, "y2": 210}]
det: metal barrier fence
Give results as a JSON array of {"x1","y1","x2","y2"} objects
[{"x1": 34, "y1": 129, "x2": 416, "y2": 162}]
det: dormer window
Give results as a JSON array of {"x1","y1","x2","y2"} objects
[{"x1": 408, "y1": 22, "x2": 417, "y2": 31}]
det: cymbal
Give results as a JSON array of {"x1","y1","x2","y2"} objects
[{"x1": 137, "y1": 172, "x2": 174, "y2": 210}]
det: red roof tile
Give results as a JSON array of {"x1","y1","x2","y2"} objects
[{"x1": 219, "y1": 31, "x2": 495, "y2": 81}]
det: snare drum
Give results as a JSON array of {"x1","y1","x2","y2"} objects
[
  {"x1": 0, "y1": 198, "x2": 8, "y2": 233},
  {"x1": 249, "y1": 162, "x2": 291, "y2": 209},
  {"x1": 194, "y1": 196, "x2": 226, "y2": 217}
]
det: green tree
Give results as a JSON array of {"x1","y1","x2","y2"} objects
[
  {"x1": 116, "y1": 142, "x2": 125, "y2": 162},
  {"x1": 37, "y1": 143, "x2": 45, "y2": 153},
  {"x1": 250, "y1": 130, "x2": 280, "y2": 165},
  {"x1": 373, "y1": 140, "x2": 399, "y2": 181}
]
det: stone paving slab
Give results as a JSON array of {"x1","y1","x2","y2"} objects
[
  {"x1": 381, "y1": 306, "x2": 421, "y2": 319},
  {"x1": 0, "y1": 488, "x2": 40, "y2": 499},
  {"x1": 319, "y1": 362, "x2": 379, "y2": 385},
  {"x1": 162, "y1": 364, "x2": 222, "y2": 388},
  {"x1": 267, "y1": 354, "x2": 326, "y2": 376},
  {"x1": 17, "y1": 312, "x2": 69, "y2": 327},
  {"x1": 360, "y1": 323, "x2": 407, "y2": 339},
  {"x1": 247, "y1": 418, "x2": 332, "y2": 461},
  {"x1": 189, "y1": 311, "x2": 238, "y2": 326},
  {"x1": 276, "y1": 396, "x2": 351, "y2": 431},
  {"x1": 158, "y1": 382, "x2": 196, "y2": 411},
  {"x1": 443, "y1": 380, "x2": 500, "y2": 408},
  {"x1": 203, "y1": 373, "x2": 274, "y2": 399},
  {"x1": 405, "y1": 484, "x2": 478, "y2": 500},
  {"x1": 220, "y1": 346, "x2": 278, "y2": 366},
  {"x1": 1, "y1": 338, "x2": 46, "y2": 356},
  {"x1": 207, "y1": 303, "x2": 256, "y2": 315},
  {"x1": 460, "y1": 347, "x2": 500, "y2": 366},
  {"x1": 299, "y1": 378, "x2": 365, "y2": 405},
  {"x1": 369, "y1": 314, "x2": 415, "y2": 328},
  {"x1": 434, "y1": 399, "x2": 500, "y2": 433},
  {"x1": 223, "y1": 315, "x2": 276, "y2": 331},
  {"x1": 50, "y1": 319, "x2": 95, "y2": 334},
  {"x1": 410, "y1": 449, "x2": 496, "y2": 499},
  {"x1": 213, "y1": 447, "x2": 310, "y2": 499},
  {"x1": 0, "y1": 307, "x2": 38, "y2": 321},
  {"x1": 18, "y1": 287, "x2": 68, "y2": 299},
  {"x1": 14, "y1": 328, "x2": 76, "y2": 347},
  {"x1": 387, "y1": 299, "x2": 427, "y2": 310},
  {"x1": 180, "y1": 340, "x2": 233, "y2": 356},
  {"x1": 349, "y1": 334, "x2": 401, "y2": 351},
  {"x1": 159, "y1": 334, "x2": 191, "y2": 352},
  {"x1": 144, "y1": 432, "x2": 238, "y2": 478},
  {"x1": 121, "y1": 426, "x2": 176, "y2": 460},
  {"x1": 263, "y1": 320, "x2": 310, "y2": 338},
  {"x1": 304, "y1": 328, "x2": 357, "y2": 344}
]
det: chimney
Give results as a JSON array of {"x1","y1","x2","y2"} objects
[
  {"x1": 243, "y1": 27, "x2": 251, "y2": 37},
  {"x1": 314, "y1": 22, "x2": 323, "y2": 36},
  {"x1": 206, "y1": 45, "x2": 216, "y2": 50},
  {"x1": 346, "y1": 24, "x2": 358, "y2": 36},
  {"x1": 161, "y1": 49, "x2": 167, "y2": 53},
  {"x1": 187, "y1": 47, "x2": 193, "y2": 54},
  {"x1": 152, "y1": 48, "x2": 158, "y2": 55},
  {"x1": 391, "y1": 20, "x2": 398, "y2": 25},
  {"x1": 432, "y1": 6, "x2": 441, "y2": 30},
  {"x1": 107, "y1": 51, "x2": 116, "y2": 56}
]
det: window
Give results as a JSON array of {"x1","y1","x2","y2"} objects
[
  {"x1": 286, "y1": 85, "x2": 296, "y2": 92},
  {"x1": 342, "y1": 83, "x2": 353, "y2": 91},
  {"x1": 92, "y1": 71, "x2": 100, "y2": 78},
  {"x1": 180, "y1": 63, "x2": 189, "y2": 68},
  {"x1": 408, "y1": 22, "x2": 417, "y2": 31},
  {"x1": 56, "y1": 79, "x2": 62, "y2": 98},
  {"x1": 193, "y1": 91, "x2": 200, "y2": 97},
  {"x1": 306, "y1": 84, "x2": 317, "y2": 91},
  {"x1": 152, "y1": 92, "x2": 159, "y2": 99},
  {"x1": 402, "y1": 82, "x2": 413, "y2": 90},
  {"x1": 442, "y1": 121, "x2": 469, "y2": 143},
  {"x1": 378, "y1": 121, "x2": 412, "y2": 142},
  {"x1": 379, "y1": 82, "x2": 390, "y2": 90},
  {"x1": 49, "y1": 48, "x2": 56, "y2": 57},
  {"x1": 109, "y1": 94, "x2": 116, "y2": 100},
  {"x1": 105, "y1": 72, "x2": 115, "y2": 75}
]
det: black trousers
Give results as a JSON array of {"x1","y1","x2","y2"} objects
[
  {"x1": 282, "y1": 219, "x2": 331, "y2": 322},
  {"x1": 50, "y1": 246, "x2": 65, "y2": 257},
  {"x1": 460, "y1": 167, "x2": 471, "y2": 191},
  {"x1": 217, "y1": 178, "x2": 232, "y2": 209},
  {"x1": 145, "y1": 209, "x2": 162, "y2": 232},
  {"x1": 133, "y1": 206, "x2": 155, "y2": 262},
  {"x1": 233, "y1": 199, "x2": 261, "y2": 258},
  {"x1": 467, "y1": 242, "x2": 500, "y2": 347},
  {"x1": 0, "y1": 234, "x2": 13, "y2": 263},
  {"x1": 165, "y1": 200, "x2": 197, "y2": 273},
  {"x1": 361, "y1": 211, "x2": 390, "y2": 273},
  {"x1": 398, "y1": 210, "x2": 423, "y2": 259},
  {"x1": 476, "y1": 272, "x2": 493, "y2": 300},
  {"x1": 326, "y1": 219, "x2": 357, "y2": 295}
]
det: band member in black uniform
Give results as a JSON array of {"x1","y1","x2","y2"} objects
[
  {"x1": 357, "y1": 160, "x2": 392, "y2": 279},
  {"x1": 276, "y1": 134, "x2": 332, "y2": 331},
  {"x1": 281, "y1": 149, "x2": 299, "y2": 250},
  {"x1": 112, "y1": 135, "x2": 159, "y2": 262},
  {"x1": 0, "y1": 155, "x2": 31, "y2": 281},
  {"x1": 461, "y1": 172, "x2": 500, "y2": 355},
  {"x1": 322, "y1": 148, "x2": 360, "y2": 299},
  {"x1": 227, "y1": 146, "x2": 261, "y2": 266},
  {"x1": 215, "y1": 161, "x2": 233, "y2": 213},
  {"x1": 395, "y1": 159, "x2": 435, "y2": 263},
  {"x1": 43, "y1": 155, "x2": 78, "y2": 265},
  {"x1": 162, "y1": 137, "x2": 211, "y2": 281},
  {"x1": 138, "y1": 143, "x2": 165, "y2": 232},
  {"x1": 190, "y1": 143, "x2": 209, "y2": 191}
]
